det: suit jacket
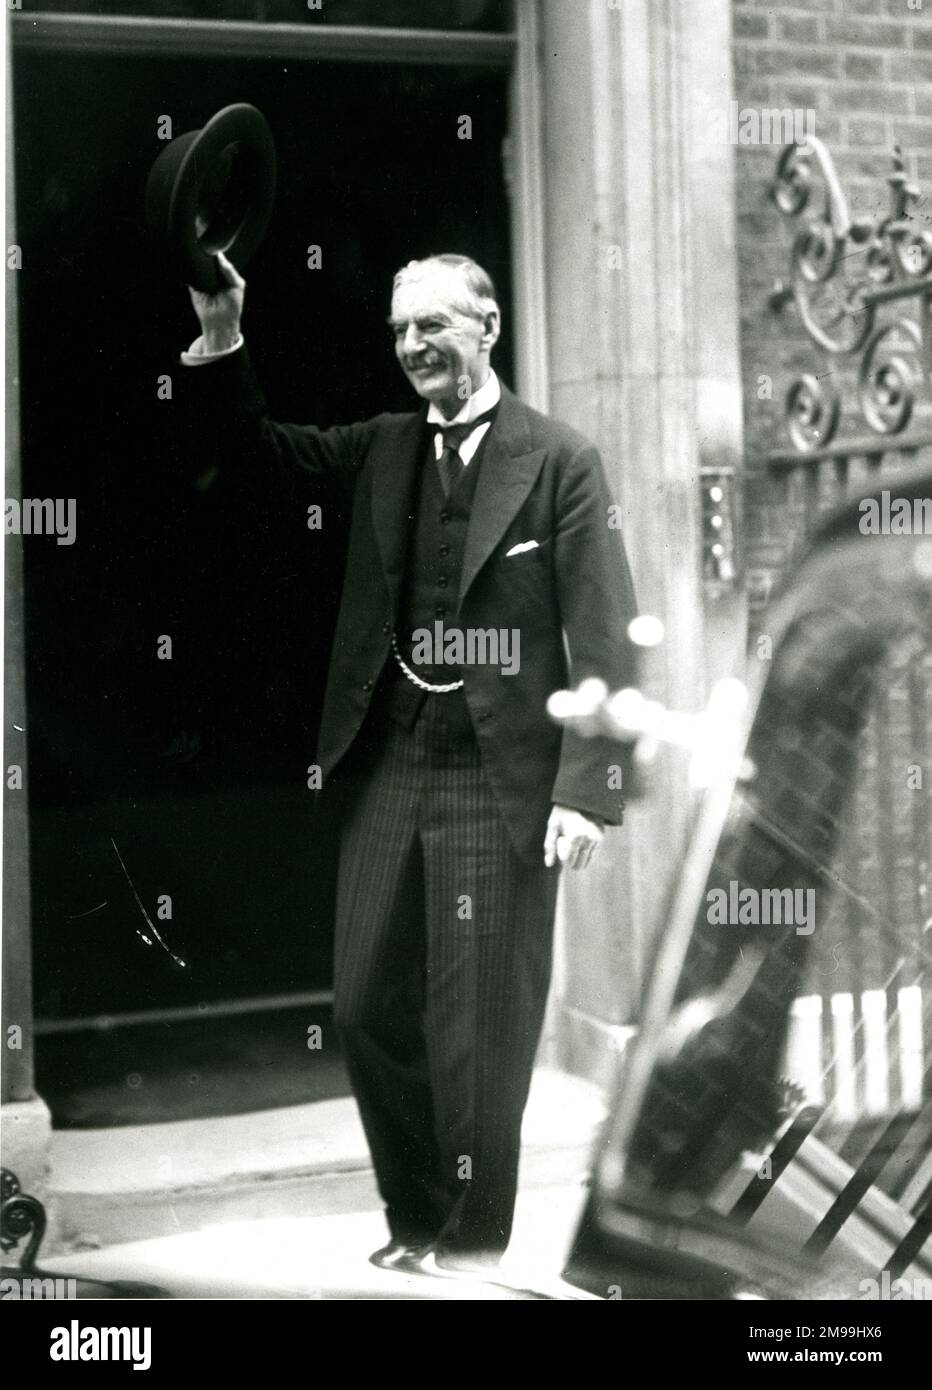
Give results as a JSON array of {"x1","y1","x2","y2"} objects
[{"x1": 181, "y1": 347, "x2": 639, "y2": 861}]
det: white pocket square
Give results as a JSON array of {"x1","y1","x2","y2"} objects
[{"x1": 505, "y1": 540, "x2": 539, "y2": 557}]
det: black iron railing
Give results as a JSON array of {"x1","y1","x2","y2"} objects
[{"x1": 766, "y1": 139, "x2": 932, "y2": 1143}]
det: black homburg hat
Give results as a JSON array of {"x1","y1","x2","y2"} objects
[{"x1": 145, "y1": 103, "x2": 276, "y2": 292}]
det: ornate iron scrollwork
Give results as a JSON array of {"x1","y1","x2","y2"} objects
[
  {"x1": 1, "y1": 1168, "x2": 167, "y2": 1299},
  {"x1": 1, "y1": 1167, "x2": 46, "y2": 1271},
  {"x1": 769, "y1": 139, "x2": 932, "y2": 458},
  {"x1": 786, "y1": 373, "x2": 840, "y2": 454},
  {"x1": 858, "y1": 318, "x2": 923, "y2": 437}
]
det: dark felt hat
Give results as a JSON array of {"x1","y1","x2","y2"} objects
[{"x1": 145, "y1": 103, "x2": 276, "y2": 292}]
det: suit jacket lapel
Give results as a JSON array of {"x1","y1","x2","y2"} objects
[
  {"x1": 459, "y1": 386, "x2": 546, "y2": 605},
  {"x1": 370, "y1": 409, "x2": 427, "y2": 612}
]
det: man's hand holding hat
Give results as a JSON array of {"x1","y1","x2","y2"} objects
[{"x1": 189, "y1": 250, "x2": 246, "y2": 356}]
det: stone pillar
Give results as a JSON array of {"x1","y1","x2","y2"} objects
[
  {"x1": 538, "y1": 0, "x2": 747, "y2": 1082},
  {"x1": 2, "y1": 53, "x2": 53, "y2": 1223}
]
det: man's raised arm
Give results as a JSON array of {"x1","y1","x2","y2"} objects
[{"x1": 176, "y1": 250, "x2": 372, "y2": 500}]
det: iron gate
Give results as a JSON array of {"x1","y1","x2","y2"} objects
[{"x1": 765, "y1": 139, "x2": 932, "y2": 1199}]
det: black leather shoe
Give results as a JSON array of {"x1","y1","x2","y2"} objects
[
  {"x1": 393, "y1": 1246, "x2": 502, "y2": 1280},
  {"x1": 368, "y1": 1239, "x2": 424, "y2": 1271}
]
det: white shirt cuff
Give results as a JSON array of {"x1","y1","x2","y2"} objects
[{"x1": 181, "y1": 332, "x2": 244, "y2": 366}]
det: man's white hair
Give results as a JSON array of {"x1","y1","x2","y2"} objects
[{"x1": 392, "y1": 253, "x2": 500, "y2": 321}]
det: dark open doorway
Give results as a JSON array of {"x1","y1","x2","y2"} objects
[{"x1": 14, "y1": 46, "x2": 513, "y2": 1057}]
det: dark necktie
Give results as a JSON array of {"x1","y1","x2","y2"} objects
[{"x1": 435, "y1": 407, "x2": 497, "y2": 497}]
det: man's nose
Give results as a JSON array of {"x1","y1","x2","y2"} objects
[{"x1": 403, "y1": 324, "x2": 424, "y2": 357}]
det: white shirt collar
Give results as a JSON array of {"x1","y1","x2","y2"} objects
[{"x1": 426, "y1": 369, "x2": 501, "y2": 428}]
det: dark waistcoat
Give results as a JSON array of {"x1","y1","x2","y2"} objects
[{"x1": 382, "y1": 422, "x2": 494, "y2": 733}]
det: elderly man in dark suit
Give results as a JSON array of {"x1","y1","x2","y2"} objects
[{"x1": 181, "y1": 250, "x2": 637, "y2": 1277}]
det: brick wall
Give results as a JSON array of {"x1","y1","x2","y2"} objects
[{"x1": 731, "y1": 0, "x2": 932, "y2": 614}]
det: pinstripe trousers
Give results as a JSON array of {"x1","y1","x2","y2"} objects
[{"x1": 332, "y1": 687, "x2": 558, "y2": 1257}]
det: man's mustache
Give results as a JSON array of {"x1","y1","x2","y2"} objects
[{"x1": 405, "y1": 351, "x2": 446, "y2": 371}]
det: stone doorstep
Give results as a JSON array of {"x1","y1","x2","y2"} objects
[
  {"x1": 46, "y1": 1067, "x2": 605, "y2": 1254},
  {"x1": 40, "y1": 1188, "x2": 595, "y2": 1301}
]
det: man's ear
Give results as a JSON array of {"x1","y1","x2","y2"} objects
[{"x1": 481, "y1": 309, "x2": 501, "y2": 352}]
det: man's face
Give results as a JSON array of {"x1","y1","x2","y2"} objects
[{"x1": 390, "y1": 264, "x2": 498, "y2": 416}]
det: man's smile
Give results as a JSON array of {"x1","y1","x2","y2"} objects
[{"x1": 407, "y1": 354, "x2": 446, "y2": 375}]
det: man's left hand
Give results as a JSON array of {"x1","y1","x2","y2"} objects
[{"x1": 544, "y1": 805, "x2": 604, "y2": 870}]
